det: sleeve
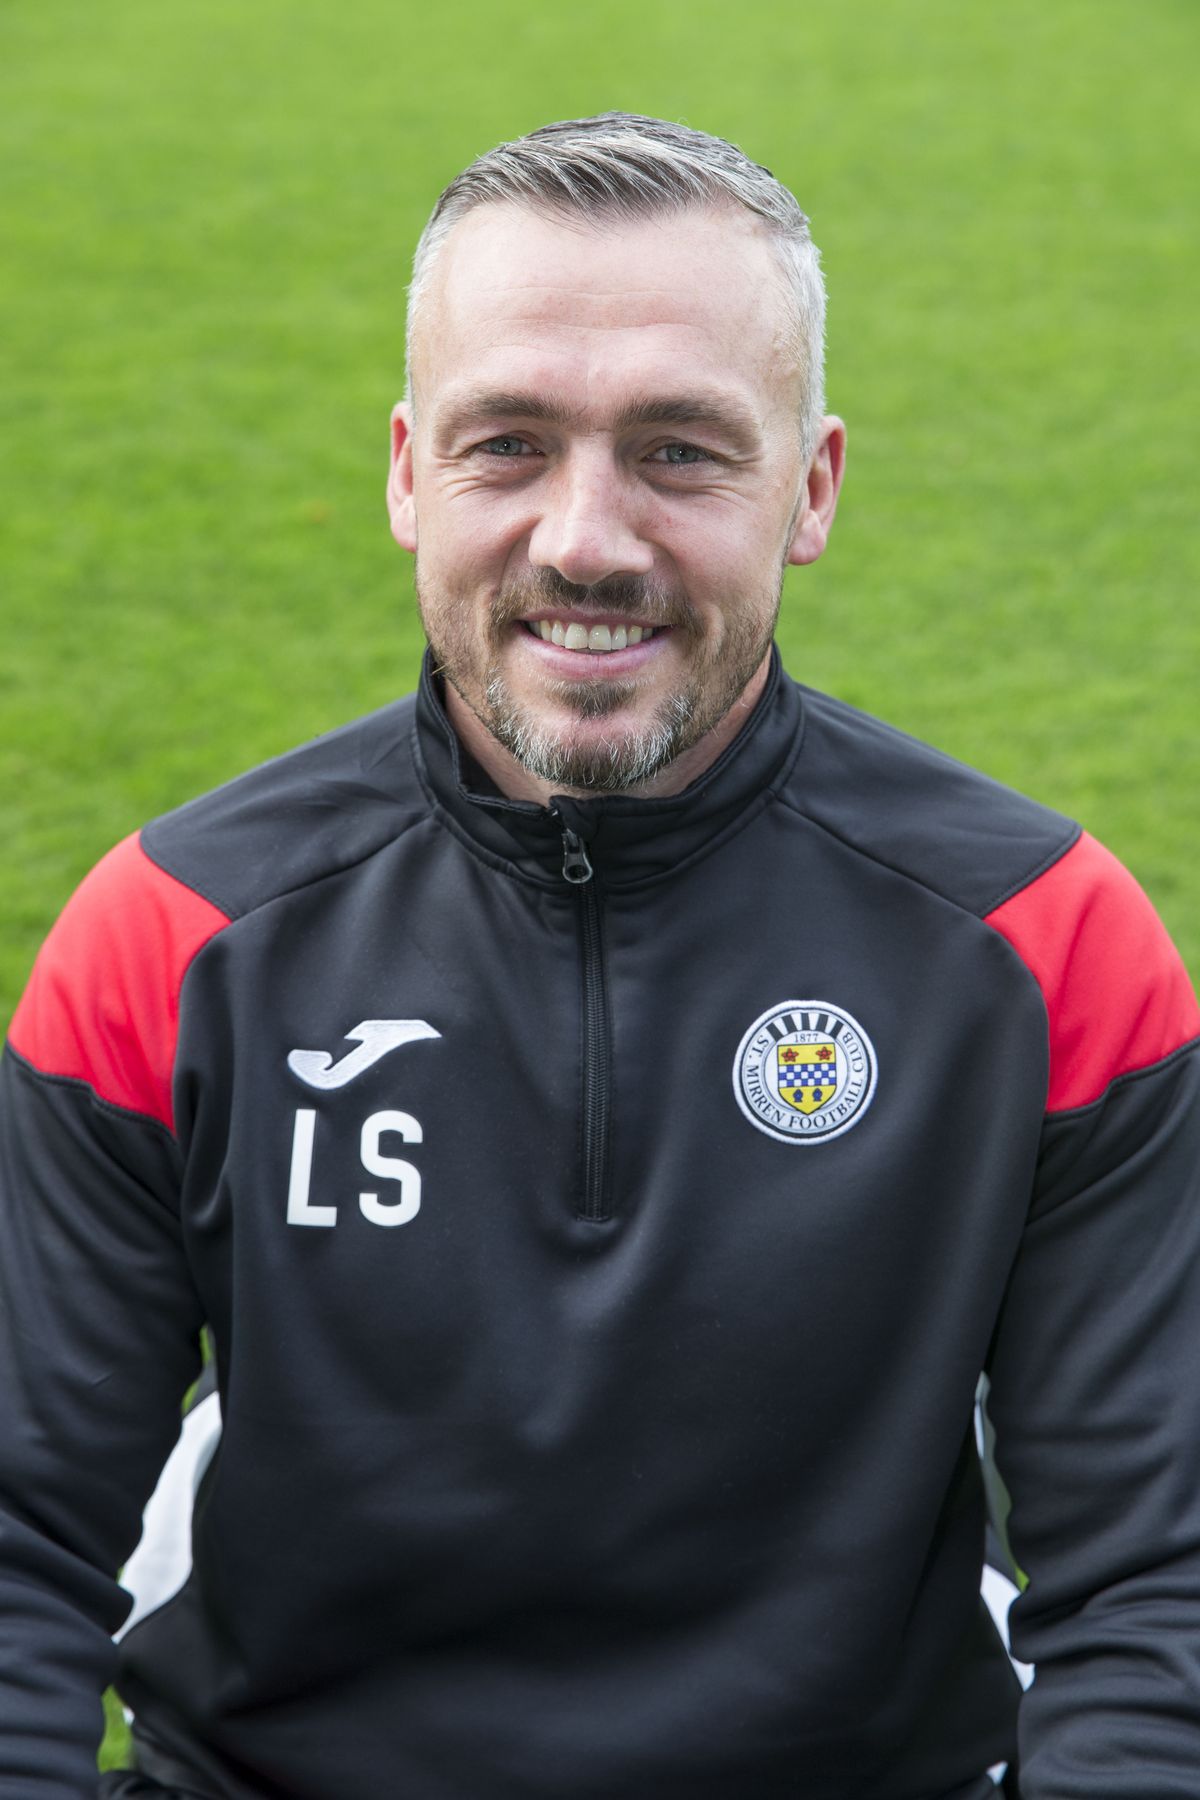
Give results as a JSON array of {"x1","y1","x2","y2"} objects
[
  {"x1": 0, "y1": 835, "x2": 228, "y2": 1795},
  {"x1": 983, "y1": 832, "x2": 1200, "y2": 1798}
]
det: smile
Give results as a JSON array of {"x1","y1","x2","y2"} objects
[{"x1": 523, "y1": 620, "x2": 658, "y2": 654}]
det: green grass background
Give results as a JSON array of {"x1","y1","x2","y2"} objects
[{"x1": 1, "y1": 0, "x2": 1195, "y2": 1770}]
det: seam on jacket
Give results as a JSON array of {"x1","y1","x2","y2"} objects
[
  {"x1": 138, "y1": 804, "x2": 432, "y2": 923},
  {"x1": 773, "y1": 788, "x2": 1079, "y2": 927},
  {"x1": 601, "y1": 687, "x2": 808, "y2": 891},
  {"x1": 417, "y1": 791, "x2": 565, "y2": 890},
  {"x1": 771, "y1": 791, "x2": 1064, "y2": 1114},
  {"x1": 409, "y1": 718, "x2": 565, "y2": 892},
  {"x1": 977, "y1": 823, "x2": 1084, "y2": 918},
  {"x1": 135, "y1": 833, "x2": 244, "y2": 921},
  {"x1": 614, "y1": 786, "x2": 782, "y2": 893},
  {"x1": 614, "y1": 705, "x2": 809, "y2": 894},
  {"x1": 4, "y1": 1043, "x2": 183, "y2": 1177},
  {"x1": 768, "y1": 680, "x2": 809, "y2": 791},
  {"x1": 1042, "y1": 1033, "x2": 1200, "y2": 1121}
]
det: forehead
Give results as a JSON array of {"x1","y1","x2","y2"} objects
[{"x1": 413, "y1": 202, "x2": 798, "y2": 422}]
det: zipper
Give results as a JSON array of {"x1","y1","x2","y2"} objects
[{"x1": 553, "y1": 809, "x2": 612, "y2": 1223}]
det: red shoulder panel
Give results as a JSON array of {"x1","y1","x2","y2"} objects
[
  {"x1": 9, "y1": 834, "x2": 230, "y2": 1132},
  {"x1": 986, "y1": 831, "x2": 1200, "y2": 1111}
]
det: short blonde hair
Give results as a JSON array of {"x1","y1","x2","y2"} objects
[{"x1": 406, "y1": 113, "x2": 826, "y2": 457}]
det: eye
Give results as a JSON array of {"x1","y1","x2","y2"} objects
[
  {"x1": 476, "y1": 435, "x2": 538, "y2": 457},
  {"x1": 648, "y1": 442, "x2": 713, "y2": 466}
]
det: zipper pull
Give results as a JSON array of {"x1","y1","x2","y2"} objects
[
  {"x1": 550, "y1": 803, "x2": 594, "y2": 885},
  {"x1": 559, "y1": 823, "x2": 594, "y2": 885}
]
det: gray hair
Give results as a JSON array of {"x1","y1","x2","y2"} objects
[{"x1": 406, "y1": 113, "x2": 826, "y2": 457}]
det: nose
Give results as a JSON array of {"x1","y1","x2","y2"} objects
[{"x1": 527, "y1": 450, "x2": 655, "y2": 588}]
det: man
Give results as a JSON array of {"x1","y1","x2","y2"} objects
[{"x1": 2, "y1": 113, "x2": 1199, "y2": 1800}]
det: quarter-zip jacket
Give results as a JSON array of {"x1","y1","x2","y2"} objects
[{"x1": 3, "y1": 649, "x2": 1200, "y2": 1799}]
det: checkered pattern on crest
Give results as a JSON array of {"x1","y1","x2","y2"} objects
[{"x1": 776, "y1": 1041, "x2": 838, "y2": 1090}]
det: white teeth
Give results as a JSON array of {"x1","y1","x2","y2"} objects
[{"x1": 531, "y1": 619, "x2": 657, "y2": 651}]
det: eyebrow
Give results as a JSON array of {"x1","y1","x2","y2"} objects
[{"x1": 436, "y1": 389, "x2": 761, "y2": 446}]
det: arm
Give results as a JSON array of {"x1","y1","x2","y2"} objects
[
  {"x1": 984, "y1": 834, "x2": 1200, "y2": 1797},
  {"x1": 0, "y1": 837, "x2": 226, "y2": 1793}
]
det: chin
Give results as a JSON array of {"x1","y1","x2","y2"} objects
[{"x1": 489, "y1": 691, "x2": 696, "y2": 795}]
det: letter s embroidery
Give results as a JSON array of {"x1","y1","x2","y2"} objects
[{"x1": 359, "y1": 1109, "x2": 423, "y2": 1227}]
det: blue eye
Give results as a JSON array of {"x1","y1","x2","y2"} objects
[
  {"x1": 654, "y1": 443, "x2": 709, "y2": 465},
  {"x1": 479, "y1": 436, "x2": 532, "y2": 456}
]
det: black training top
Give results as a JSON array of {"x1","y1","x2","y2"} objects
[{"x1": 3, "y1": 649, "x2": 1200, "y2": 1798}]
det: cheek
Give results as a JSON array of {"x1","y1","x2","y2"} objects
[
  {"x1": 415, "y1": 526, "x2": 502, "y2": 602},
  {"x1": 421, "y1": 489, "x2": 532, "y2": 588},
  {"x1": 667, "y1": 517, "x2": 780, "y2": 609}
]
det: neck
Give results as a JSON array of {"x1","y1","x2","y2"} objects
[{"x1": 442, "y1": 654, "x2": 773, "y2": 806}]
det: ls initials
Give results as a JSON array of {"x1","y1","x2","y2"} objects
[{"x1": 287, "y1": 1108, "x2": 423, "y2": 1228}]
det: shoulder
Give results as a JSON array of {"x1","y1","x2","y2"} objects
[
  {"x1": 785, "y1": 680, "x2": 1200, "y2": 1110},
  {"x1": 986, "y1": 831, "x2": 1200, "y2": 1110},
  {"x1": 8, "y1": 696, "x2": 425, "y2": 1129},
  {"x1": 786, "y1": 681, "x2": 1078, "y2": 916},
  {"x1": 141, "y1": 691, "x2": 424, "y2": 919}
]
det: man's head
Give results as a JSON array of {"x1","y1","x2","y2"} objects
[{"x1": 388, "y1": 114, "x2": 845, "y2": 801}]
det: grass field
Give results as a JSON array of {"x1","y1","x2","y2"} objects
[{"x1": 2, "y1": 0, "x2": 1196, "y2": 1771}]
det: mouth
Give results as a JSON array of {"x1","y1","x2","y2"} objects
[{"x1": 520, "y1": 616, "x2": 663, "y2": 656}]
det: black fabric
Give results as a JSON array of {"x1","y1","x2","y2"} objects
[
  {"x1": 2, "y1": 655, "x2": 1198, "y2": 1796},
  {"x1": 987, "y1": 1045, "x2": 1200, "y2": 1791},
  {"x1": 99, "y1": 1775, "x2": 197, "y2": 1800},
  {"x1": 100, "y1": 1772, "x2": 1016, "y2": 1800}
]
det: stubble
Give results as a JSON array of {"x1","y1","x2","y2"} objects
[{"x1": 419, "y1": 565, "x2": 781, "y2": 794}]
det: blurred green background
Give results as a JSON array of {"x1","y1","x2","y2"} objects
[{"x1": 1, "y1": 0, "x2": 1196, "y2": 1768}]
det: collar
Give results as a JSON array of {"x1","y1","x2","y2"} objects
[{"x1": 411, "y1": 645, "x2": 806, "y2": 889}]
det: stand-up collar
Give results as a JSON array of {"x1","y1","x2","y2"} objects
[{"x1": 411, "y1": 646, "x2": 806, "y2": 889}]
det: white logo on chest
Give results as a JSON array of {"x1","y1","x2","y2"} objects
[
  {"x1": 287, "y1": 1019, "x2": 440, "y2": 1089},
  {"x1": 285, "y1": 1021, "x2": 439, "y2": 1228}
]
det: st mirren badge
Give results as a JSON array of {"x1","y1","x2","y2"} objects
[{"x1": 734, "y1": 1000, "x2": 877, "y2": 1145}]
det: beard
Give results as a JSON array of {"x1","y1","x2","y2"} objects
[{"x1": 418, "y1": 564, "x2": 782, "y2": 795}]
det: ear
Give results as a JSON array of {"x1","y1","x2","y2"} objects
[
  {"x1": 387, "y1": 401, "x2": 417, "y2": 553},
  {"x1": 786, "y1": 417, "x2": 847, "y2": 567}
]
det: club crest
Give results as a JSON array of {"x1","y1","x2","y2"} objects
[{"x1": 733, "y1": 1000, "x2": 877, "y2": 1145}]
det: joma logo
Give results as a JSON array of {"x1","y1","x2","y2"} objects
[{"x1": 287, "y1": 1019, "x2": 439, "y2": 1090}]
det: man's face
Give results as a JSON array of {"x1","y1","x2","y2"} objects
[{"x1": 389, "y1": 202, "x2": 843, "y2": 796}]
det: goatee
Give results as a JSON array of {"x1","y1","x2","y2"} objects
[{"x1": 421, "y1": 565, "x2": 779, "y2": 795}]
